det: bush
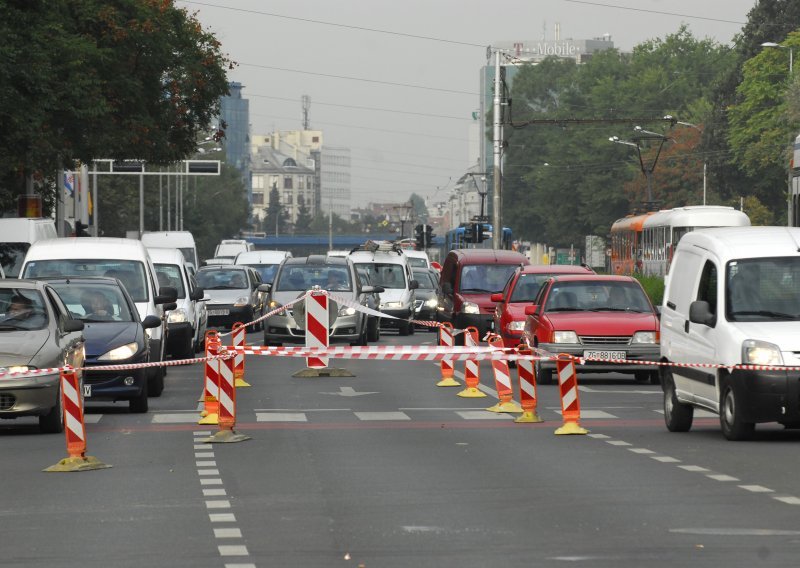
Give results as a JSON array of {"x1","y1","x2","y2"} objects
[{"x1": 634, "y1": 274, "x2": 665, "y2": 307}]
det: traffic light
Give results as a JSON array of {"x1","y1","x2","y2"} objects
[
  {"x1": 463, "y1": 224, "x2": 474, "y2": 243},
  {"x1": 414, "y1": 224, "x2": 425, "y2": 250},
  {"x1": 475, "y1": 223, "x2": 485, "y2": 243},
  {"x1": 425, "y1": 225, "x2": 435, "y2": 248}
]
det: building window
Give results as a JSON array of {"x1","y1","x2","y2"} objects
[
  {"x1": 253, "y1": 175, "x2": 264, "y2": 189},
  {"x1": 312, "y1": 136, "x2": 319, "y2": 143},
  {"x1": 252, "y1": 192, "x2": 264, "y2": 205},
  {"x1": 284, "y1": 176, "x2": 293, "y2": 189},
  {"x1": 298, "y1": 177, "x2": 305, "y2": 190}
]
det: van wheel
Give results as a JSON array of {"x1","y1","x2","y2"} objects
[
  {"x1": 39, "y1": 389, "x2": 64, "y2": 434},
  {"x1": 399, "y1": 321, "x2": 410, "y2": 336},
  {"x1": 663, "y1": 370, "x2": 693, "y2": 432},
  {"x1": 720, "y1": 385, "x2": 755, "y2": 441},
  {"x1": 535, "y1": 361, "x2": 553, "y2": 385},
  {"x1": 367, "y1": 317, "x2": 379, "y2": 342}
]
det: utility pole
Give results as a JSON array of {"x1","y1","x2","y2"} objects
[{"x1": 492, "y1": 47, "x2": 503, "y2": 249}]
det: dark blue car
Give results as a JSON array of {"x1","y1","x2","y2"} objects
[{"x1": 47, "y1": 278, "x2": 161, "y2": 413}]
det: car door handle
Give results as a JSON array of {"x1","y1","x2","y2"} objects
[{"x1": 684, "y1": 320, "x2": 690, "y2": 333}]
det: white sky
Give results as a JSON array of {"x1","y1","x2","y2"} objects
[{"x1": 181, "y1": 0, "x2": 758, "y2": 206}]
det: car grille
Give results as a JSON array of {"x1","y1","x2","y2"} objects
[
  {"x1": 413, "y1": 300, "x2": 423, "y2": 310},
  {"x1": 580, "y1": 335, "x2": 631, "y2": 345},
  {"x1": 0, "y1": 393, "x2": 16, "y2": 410}
]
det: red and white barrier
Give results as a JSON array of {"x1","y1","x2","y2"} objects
[
  {"x1": 485, "y1": 334, "x2": 523, "y2": 413},
  {"x1": 554, "y1": 354, "x2": 588, "y2": 435},
  {"x1": 458, "y1": 327, "x2": 486, "y2": 398},
  {"x1": 305, "y1": 290, "x2": 329, "y2": 370},
  {"x1": 437, "y1": 322, "x2": 459, "y2": 387},
  {"x1": 202, "y1": 345, "x2": 250, "y2": 443},
  {"x1": 199, "y1": 331, "x2": 221, "y2": 425},
  {"x1": 515, "y1": 347, "x2": 542, "y2": 423},
  {"x1": 44, "y1": 368, "x2": 110, "y2": 472},
  {"x1": 231, "y1": 322, "x2": 250, "y2": 388}
]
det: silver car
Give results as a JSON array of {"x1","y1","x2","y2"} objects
[
  {"x1": 263, "y1": 255, "x2": 381, "y2": 346},
  {"x1": 196, "y1": 265, "x2": 265, "y2": 330},
  {"x1": 0, "y1": 280, "x2": 85, "y2": 433}
]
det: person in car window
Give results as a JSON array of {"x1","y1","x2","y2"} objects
[
  {"x1": 81, "y1": 290, "x2": 114, "y2": 320},
  {"x1": 0, "y1": 295, "x2": 45, "y2": 327},
  {"x1": 229, "y1": 273, "x2": 247, "y2": 288},
  {"x1": 326, "y1": 270, "x2": 347, "y2": 290}
]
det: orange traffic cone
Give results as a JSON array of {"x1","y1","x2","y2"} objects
[{"x1": 199, "y1": 331, "x2": 221, "y2": 425}]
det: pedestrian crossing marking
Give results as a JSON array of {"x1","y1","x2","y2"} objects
[
  {"x1": 456, "y1": 411, "x2": 514, "y2": 420},
  {"x1": 256, "y1": 412, "x2": 307, "y2": 422},
  {"x1": 355, "y1": 411, "x2": 410, "y2": 421}
]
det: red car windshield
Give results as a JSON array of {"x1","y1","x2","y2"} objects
[{"x1": 545, "y1": 281, "x2": 651, "y2": 313}]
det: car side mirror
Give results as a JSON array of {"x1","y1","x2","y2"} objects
[
  {"x1": 409, "y1": 279, "x2": 419, "y2": 290},
  {"x1": 442, "y1": 282, "x2": 453, "y2": 294},
  {"x1": 190, "y1": 288, "x2": 204, "y2": 301},
  {"x1": 142, "y1": 315, "x2": 162, "y2": 329},
  {"x1": 156, "y1": 286, "x2": 178, "y2": 304},
  {"x1": 524, "y1": 305, "x2": 538, "y2": 316},
  {"x1": 373, "y1": 285, "x2": 385, "y2": 294},
  {"x1": 689, "y1": 300, "x2": 715, "y2": 327},
  {"x1": 258, "y1": 283, "x2": 271, "y2": 293},
  {"x1": 162, "y1": 302, "x2": 178, "y2": 312},
  {"x1": 63, "y1": 319, "x2": 84, "y2": 333},
  {"x1": 362, "y1": 285, "x2": 376, "y2": 293},
  {"x1": 490, "y1": 292, "x2": 504, "y2": 302}
]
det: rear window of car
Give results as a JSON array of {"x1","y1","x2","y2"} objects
[{"x1": 24, "y1": 259, "x2": 149, "y2": 303}]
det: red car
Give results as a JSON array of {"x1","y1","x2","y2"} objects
[
  {"x1": 521, "y1": 274, "x2": 660, "y2": 384},
  {"x1": 491, "y1": 264, "x2": 595, "y2": 348}
]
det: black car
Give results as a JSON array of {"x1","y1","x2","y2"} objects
[
  {"x1": 47, "y1": 278, "x2": 161, "y2": 413},
  {"x1": 412, "y1": 268, "x2": 439, "y2": 329}
]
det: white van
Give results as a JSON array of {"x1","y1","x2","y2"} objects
[
  {"x1": 350, "y1": 244, "x2": 418, "y2": 336},
  {"x1": 141, "y1": 231, "x2": 198, "y2": 269},
  {"x1": 0, "y1": 217, "x2": 57, "y2": 277},
  {"x1": 214, "y1": 239, "x2": 252, "y2": 260},
  {"x1": 403, "y1": 249, "x2": 432, "y2": 270},
  {"x1": 235, "y1": 250, "x2": 291, "y2": 284},
  {"x1": 661, "y1": 226, "x2": 800, "y2": 440},
  {"x1": 21, "y1": 238, "x2": 177, "y2": 396},
  {"x1": 147, "y1": 247, "x2": 208, "y2": 358}
]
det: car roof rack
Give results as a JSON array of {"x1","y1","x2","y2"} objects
[{"x1": 349, "y1": 240, "x2": 403, "y2": 255}]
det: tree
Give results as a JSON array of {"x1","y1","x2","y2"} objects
[
  {"x1": 294, "y1": 196, "x2": 313, "y2": 233},
  {"x1": 263, "y1": 183, "x2": 288, "y2": 236},
  {"x1": 0, "y1": 1, "x2": 231, "y2": 211},
  {"x1": 409, "y1": 193, "x2": 428, "y2": 222}
]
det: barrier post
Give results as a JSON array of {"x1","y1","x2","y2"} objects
[
  {"x1": 437, "y1": 322, "x2": 460, "y2": 387},
  {"x1": 486, "y1": 334, "x2": 523, "y2": 413},
  {"x1": 293, "y1": 289, "x2": 353, "y2": 378},
  {"x1": 554, "y1": 354, "x2": 588, "y2": 435},
  {"x1": 231, "y1": 322, "x2": 251, "y2": 388},
  {"x1": 198, "y1": 331, "x2": 221, "y2": 425},
  {"x1": 204, "y1": 346, "x2": 251, "y2": 443},
  {"x1": 514, "y1": 347, "x2": 543, "y2": 423},
  {"x1": 457, "y1": 327, "x2": 486, "y2": 398},
  {"x1": 44, "y1": 369, "x2": 111, "y2": 472}
]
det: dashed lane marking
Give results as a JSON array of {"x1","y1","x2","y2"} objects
[
  {"x1": 455, "y1": 411, "x2": 514, "y2": 420},
  {"x1": 256, "y1": 412, "x2": 307, "y2": 422},
  {"x1": 355, "y1": 411, "x2": 411, "y2": 421}
]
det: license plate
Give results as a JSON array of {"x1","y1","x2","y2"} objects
[
  {"x1": 83, "y1": 384, "x2": 92, "y2": 398},
  {"x1": 583, "y1": 350, "x2": 626, "y2": 361},
  {"x1": 208, "y1": 309, "x2": 229, "y2": 316}
]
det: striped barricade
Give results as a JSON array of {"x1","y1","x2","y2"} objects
[
  {"x1": 486, "y1": 334, "x2": 523, "y2": 413},
  {"x1": 231, "y1": 322, "x2": 251, "y2": 388},
  {"x1": 437, "y1": 322, "x2": 459, "y2": 387},
  {"x1": 199, "y1": 331, "x2": 221, "y2": 425},
  {"x1": 44, "y1": 368, "x2": 111, "y2": 472},
  {"x1": 203, "y1": 345, "x2": 250, "y2": 443},
  {"x1": 515, "y1": 347, "x2": 542, "y2": 423},
  {"x1": 554, "y1": 354, "x2": 588, "y2": 435},
  {"x1": 457, "y1": 327, "x2": 486, "y2": 398}
]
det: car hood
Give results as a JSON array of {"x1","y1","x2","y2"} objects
[
  {"x1": 0, "y1": 329, "x2": 50, "y2": 364},
  {"x1": 82, "y1": 322, "x2": 141, "y2": 358},
  {"x1": 461, "y1": 293, "x2": 498, "y2": 314},
  {"x1": 380, "y1": 288, "x2": 410, "y2": 303},
  {"x1": 504, "y1": 303, "x2": 529, "y2": 321},
  {"x1": 415, "y1": 289, "x2": 436, "y2": 301},
  {"x1": 729, "y1": 321, "x2": 800, "y2": 352},
  {"x1": 545, "y1": 311, "x2": 658, "y2": 334},
  {"x1": 205, "y1": 289, "x2": 251, "y2": 304}
]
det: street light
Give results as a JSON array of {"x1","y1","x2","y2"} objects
[
  {"x1": 663, "y1": 115, "x2": 707, "y2": 205},
  {"x1": 761, "y1": 41, "x2": 796, "y2": 226},
  {"x1": 609, "y1": 127, "x2": 671, "y2": 209}
]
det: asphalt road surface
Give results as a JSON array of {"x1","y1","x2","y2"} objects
[{"x1": 2, "y1": 328, "x2": 800, "y2": 568}]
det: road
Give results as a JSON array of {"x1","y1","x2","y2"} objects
[{"x1": 2, "y1": 329, "x2": 800, "y2": 568}]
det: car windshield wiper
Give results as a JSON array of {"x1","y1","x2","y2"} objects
[
  {"x1": 730, "y1": 310, "x2": 798, "y2": 320},
  {"x1": 206, "y1": 285, "x2": 234, "y2": 289},
  {"x1": 460, "y1": 288, "x2": 492, "y2": 293},
  {"x1": 0, "y1": 324, "x2": 26, "y2": 330},
  {"x1": 547, "y1": 307, "x2": 582, "y2": 312}
]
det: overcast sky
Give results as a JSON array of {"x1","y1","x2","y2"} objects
[{"x1": 181, "y1": 0, "x2": 759, "y2": 207}]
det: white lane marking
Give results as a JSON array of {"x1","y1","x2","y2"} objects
[
  {"x1": 456, "y1": 411, "x2": 514, "y2": 420},
  {"x1": 203, "y1": 488, "x2": 227, "y2": 497},
  {"x1": 355, "y1": 411, "x2": 410, "y2": 421},
  {"x1": 214, "y1": 528, "x2": 242, "y2": 538},
  {"x1": 400, "y1": 407, "x2": 490, "y2": 411},
  {"x1": 707, "y1": 474, "x2": 739, "y2": 482},
  {"x1": 218, "y1": 545, "x2": 249, "y2": 556},
  {"x1": 196, "y1": 461, "x2": 217, "y2": 467},
  {"x1": 653, "y1": 408, "x2": 716, "y2": 418},
  {"x1": 195, "y1": 452, "x2": 215, "y2": 458},
  {"x1": 153, "y1": 414, "x2": 202, "y2": 423},
  {"x1": 578, "y1": 386, "x2": 658, "y2": 394},
  {"x1": 588, "y1": 433, "x2": 611, "y2": 439},
  {"x1": 205, "y1": 500, "x2": 231, "y2": 509},
  {"x1": 651, "y1": 456, "x2": 681, "y2": 463},
  {"x1": 83, "y1": 414, "x2": 103, "y2": 423},
  {"x1": 194, "y1": 444, "x2": 209, "y2": 450},
  {"x1": 552, "y1": 410, "x2": 618, "y2": 419},
  {"x1": 772, "y1": 496, "x2": 800, "y2": 505},
  {"x1": 670, "y1": 528, "x2": 800, "y2": 536},
  {"x1": 256, "y1": 412, "x2": 307, "y2": 422},
  {"x1": 606, "y1": 440, "x2": 632, "y2": 446},
  {"x1": 739, "y1": 485, "x2": 774, "y2": 493},
  {"x1": 254, "y1": 408, "x2": 350, "y2": 412},
  {"x1": 194, "y1": 430, "x2": 212, "y2": 436},
  {"x1": 679, "y1": 465, "x2": 710, "y2": 472},
  {"x1": 200, "y1": 478, "x2": 223, "y2": 486},
  {"x1": 209, "y1": 513, "x2": 236, "y2": 522},
  {"x1": 628, "y1": 448, "x2": 655, "y2": 454},
  {"x1": 198, "y1": 469, "x2": 221, "y2": 476},
  {"x1": 224, "y1": 564, "x2": 256, "y2": 568}
]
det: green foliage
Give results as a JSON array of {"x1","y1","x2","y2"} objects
[
  {"x1": 0, "y1": 0, "x2": 230, "y2": 204},
  {"x1": 294, "y1": 196, "x2": 313, "y2": 233},
  {"x1": 633, "y1": 274, "x2": 665, "y2": 307}
]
